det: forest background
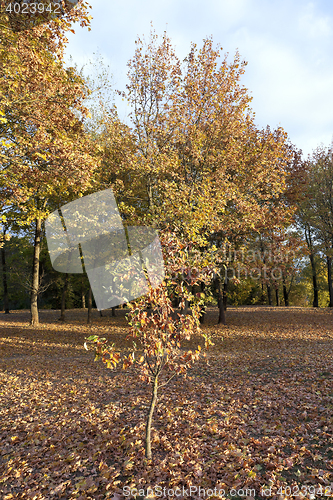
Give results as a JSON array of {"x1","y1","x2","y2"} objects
[
  {"x1": 1, "y1": 1, "x2": 333, "y2": 324},
  {"x1": 2, "y1": 3, "x2": 333, "y2": 497}
]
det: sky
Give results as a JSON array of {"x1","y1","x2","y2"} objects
[{"x1": 64, "y1": 0, "x2": 333, "y2": 159}]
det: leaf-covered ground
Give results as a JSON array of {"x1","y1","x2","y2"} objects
[{"x1": 1, "y1": 306, "x2": 333, "y2": 500}]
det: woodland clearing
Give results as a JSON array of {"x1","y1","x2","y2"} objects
[{"x1": 0, "y1": 306, "x2": 333, "y2": 499}]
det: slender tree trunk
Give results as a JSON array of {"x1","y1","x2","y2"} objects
[
  {"x1": 215, "y1": 275, "x2": 226, "y2": 325},
  {"x1": 327, "y1": 255, "x2": 333, "y2": 307},
  {"x1": 267, "y1": 284, "x2": 272, "y2": 306},
  {"x1": 87, "y1": 285, "x2": 92, "y2": 324},
  {"x1": 283, "y1": 278, "x2": 289, "y2": 307},
  {"x1": 223, "y1": 280, "x2": 228, "y2": 311},
  {"x1": 199, "y1": 309, "x2": 205, "y2": 323},
  {"x1": 310, "y1": 253, "x2": 319, "y2": 308},
  {"x1": 81, "y1": 276, "x2": 86, "y2": 308},
  {"x1": 1, "y1": 241, "x2": 9, "y2": 314},
  {"x1": 30, "y1": 218, "x2": 42, "y2": 326},
  {"x1": 111, "y1": 306, "x2": 116, "y2": 317},
  {"x1": 59, "y1": 273, "x2": 68, "y2": 321},
  {"x1": 147, "y1": 177, "x2": 155, "y2": 215},
  {"x1": 259, "y1": 238, "x2": 267, "y2": 305},
  {"x1": 99, "y1": 310, "x2": 103, "y2": 317},
  {"x1": 199, "y1": 282, "x2": 206, "y2": 324},
  {"x1": 305, "y1": 227, "x2": 319, "y2": 307},
  {"x1": 275, "y1": 285, "x2": 279, "y2": 307},
  {"x1": 172, "y1": 291, "x2": 179, "y2": 308},
  {"x1": 145, "y1": 373, "x2": 159, "y2": 460}
]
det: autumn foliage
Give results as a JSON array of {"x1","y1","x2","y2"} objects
[
  {"x1": 0, "y1": 4, "x2": 98, "y2": 325},
  {"x1": 1, "y1": 307, "x2": 333, "y2": 498},
  {"x1": 2, "y1": 14, "x2": 333, "y2": 500},
  {"x1": 84, "y1": 232, "x2": 215, "y2": 459}
]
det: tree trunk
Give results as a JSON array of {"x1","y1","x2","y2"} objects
[
  {"x1": 59, "y1": 273, "x2": 68, "y2": 321},
  {"x1": 145, "y1": 373, "x2": 159, "y2": 460},
  {"x1": 147, "y1": 177, "x2": 155, "y2": 215},
  {"x1": 87, "y1": 285, "x2": 92, "y2": 324},
  {"x1": 199, "y1": 282, "x2": 206, "y2": 324},
  {"x1": 30, "y1": 218, "x2": 42, "y2": 326},
  {"x1": 275, "y1": 286, "x2": 279, "y2": 307},
  {"x1": 215, "y1": 275, "x2": 226, "y2": 325},
  {"x1": 81, "y1": 276, "x2": 86, "y2": 308},
  {"x1": 1, "y1": 240, "x2": 9, "y2": 314},
  {"x1": 259, "y1": 237, "x2": 267, "y2": 305},
  {"x1": 327, "y1": 255, "x2": 333, "y2": 307},
  {"x1": 283, "y1": 278, "x2": 289, "y2": 307},
  {"x1": 267, "y1": 284, "x2": 272, "y2": 306},
  {"x1": 223, "y1": 279, "x2": 228, "y2": 311},
  {"x1": 111, "y1": 306, "x2": 116, "y2": 317},
  {"x1": 172, "y1": 292, "x2": 179, "y2": 308},
  {"x1": 99, "y1": 310, "x2": 103, "y2": 317},
  {"x1": 310, "y1": 253, "x2": 319, "y2": 308},
  {"x1": 305, "y1": 226, "x2": 319, "y2": 307}
]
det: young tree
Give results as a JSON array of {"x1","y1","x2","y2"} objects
[{"x1": 84, "y1": 232, "x2": 214, "y2": 460}]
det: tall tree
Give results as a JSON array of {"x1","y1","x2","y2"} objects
[
  {"x1": 108, "y1": 28, "x2": 294, "y2": 322},
  {"x1": 0, "y1": 5, "x2": 98, "y2": 325},
  {"x1": 300, "y1": 144, "x2": 333, "y2": 307}
]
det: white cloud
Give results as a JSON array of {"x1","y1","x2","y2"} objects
[{"x1": 298, "y1": 2, "x2": 332, "y2": 39}]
